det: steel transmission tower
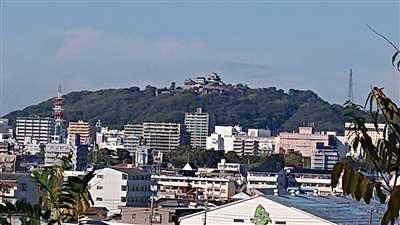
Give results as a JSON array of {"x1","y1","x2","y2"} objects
[{"x1": 347, "y1": 69, "x2": 354, "y2": 103}]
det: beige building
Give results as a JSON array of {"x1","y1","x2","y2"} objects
[
  {"x1": 275, "y1": 127, "x2": 332, "y2": 157},
  {"x1": 67, "y1": 120, "x2": 91, "y2": 145},
  {"x1": 152, "y1": 174, "x2": 237, "y2": 202},
  {"x1": 345, "y1": 122, "x2": 385, "y2": 157}
]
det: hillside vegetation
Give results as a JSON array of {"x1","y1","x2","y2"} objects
[{"x1": 4, "y1": 86, "x2": 350, "y2": 134}]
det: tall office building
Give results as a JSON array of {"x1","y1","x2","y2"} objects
[
  {"x1": 67, "y1": 120, "x2": 91, "y2": 145},
  {"x1": 143, "y1": 122, "x2": 183, "y2": 153},
  {"x1": 16, "y1": 117, "x2": 54, "y2": 145},
  {"x1": 184, "y1": 108, "x2": 209, "y2": 149}
]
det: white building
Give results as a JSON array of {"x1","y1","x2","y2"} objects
[
  {"x1": 345, "y1": 122, "x2": 385, "y2": 158},
  {"x1": 179, "y1": 195, "x2": 336, "y2": 225},
  {"x1": 206, "y1": 133, "x2": 224, "y2": 151},
  {"x1": 96, "y1": 127, "x2": 124, "y2": 151},
  {"x1": 311, "y1": 146, "x2": 340, "y2": 170},
  {"x1": 16, "y1": 117, "x2": 54, "y2": 145},
  {"x1": 89, "y1": 166, "x2": 152, "y2": 214},
  {"x1": 185, "y1": 108, "x2": 209, "y2": 149},
  {"x1": 44, "y1": 143, "x2": 77, "y2": 169},
  {"x1": 207, "y1": 125, "x2": 267, "y2": 156}
]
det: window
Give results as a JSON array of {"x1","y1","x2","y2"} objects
[
  {"x1": 121, "y1": 197, "x2": 127, "y2": 202},
  {"x1": 122, "y1": 174, "x2": 128, "y2": 180},
  {"x1": 96, "y1": 197, "x2": 103, "y2": 201},
  {"x1": 121, "y1": 185, "x2": 127, "y2": 191},
  {"x1": 275, "y1": 222, "x2": 286, "y2": 225},
  {"x1": 131, "y1": 214, "x2": 136, "y2": 220},
  {"x1": 234, "y1": 219, "x2": 245, "y2": 223},
  {"x1": 97, "y1": 174, "x2": 104, "y2": 179},
  {"x1": 97, "y1": 186, "x2": 103, "y2": 190}
]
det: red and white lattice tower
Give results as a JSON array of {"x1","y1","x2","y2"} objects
[
  {"x1": 53, "y1": 85, "x2": 64, "y2": 123},
  {"x1": 51, "y1": 85, "x2": 66, "y2": 143}
]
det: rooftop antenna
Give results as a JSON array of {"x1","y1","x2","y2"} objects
[{"x1": 347, "y1": 69, "x2": 354, "y2": 103}]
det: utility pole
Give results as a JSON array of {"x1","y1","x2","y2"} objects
[
  {"x1": 368, "y1": 205, "x2": 373, "y2": 225},
  {"x1": 203, "y1": 196, "x2": 208, "y2": 225},
  {"x1": 150, "y1": 195, "x2": 154, "y2": 225}
]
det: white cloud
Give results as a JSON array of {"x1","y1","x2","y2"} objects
[
  {"x1": 56, "y1": 27, "x2": 101, "y2": 58},
  {"x1": 56, "y1": 27, "x2": 208, "y2": 62}
]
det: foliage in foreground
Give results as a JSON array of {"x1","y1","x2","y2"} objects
[
  {"x1": 331, "y1": 44, "x2": 400, "y2": 225},
  {"x1": 0, "y1": 156, "x2": 94, "y2": 225}
]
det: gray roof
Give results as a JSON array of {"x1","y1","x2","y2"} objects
[{"x1": 264, "y1": 194, "x2": 385, "y2": 225}]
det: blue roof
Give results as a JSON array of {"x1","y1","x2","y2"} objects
[{"x1": 264, "y1": 194, "x2": 386, "y2": 225}]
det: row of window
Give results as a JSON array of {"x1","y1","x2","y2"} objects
[{"x1": 96, "y1": 185, "x2": 150, "y2": 192}]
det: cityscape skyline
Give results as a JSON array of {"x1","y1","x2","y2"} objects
[{"x1": 0, "y1": 2, "x2": 399, "y2": 115}]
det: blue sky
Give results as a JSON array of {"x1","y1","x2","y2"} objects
[{"x1": 0, "y1": 1, "x2": 399, "y2": 115}]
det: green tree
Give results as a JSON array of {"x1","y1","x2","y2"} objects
[
  {"x1": 250, "y1": 204, "x2": 271, "y2": 225},
  {"x1": 284, "y1": 151, "x2": 303, "y2": 168}
]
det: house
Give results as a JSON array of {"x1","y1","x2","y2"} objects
[{"x1": 179, "y1": 194, "x2": 385, "y2": 225}]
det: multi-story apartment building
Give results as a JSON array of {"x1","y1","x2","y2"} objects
[
  {"x1": 96, "y1": 127, "x2": 124, "y2": 151},
  {"x1": 142, "y1": 122, "x2": 184, "y2": 153},
  {"x1": 124, "y1": 124, "x2": 144, "y2": 153},
  {"x1": 16, "y1": 117, "x2": 54, "y2": 145},
  {"x1": 275, "y1": 127, "x2": 333, "y2": 157},
  {"x1": 152, "y1": 169, "x2": 237, "y2": 202},
  {"x1": 311, "y1": 144, "x2": 340, "y2": 170},
  {"x1": 67, "y1": 120, "x2": 91, "y2": 145},
  {"x1": 345, "y1": 122, "x2": 385, "y2": 157},
  {"x1": 45, "y1": 135, "x2": 88, "y2": 171},
  {"x1": 247, "y1": 168, "x2": 342, "y2": 195},
  {"x1": 44, "y1": 143, "x2": 77, "y2": 168},
  {"x1": 184, "y1": 108, "x2": 209, "y2": 149},
  {"x1": 89, "y1": 166, "x2": 152, "y2": 214},
  {"x1": 207, "y1": 125, "x2": 271, "y2": 156}
]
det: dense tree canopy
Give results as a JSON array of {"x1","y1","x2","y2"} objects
[{"x1": 3, "y1": 86, "x2": 364, "y2": 134}]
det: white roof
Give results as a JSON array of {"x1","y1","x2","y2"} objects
[
  {"x1": 230, "y1": 192, "x2": 250, "y2": 200},
  {"x1": 182, "y1": 162, "x2": 194, "y2": 171}
]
